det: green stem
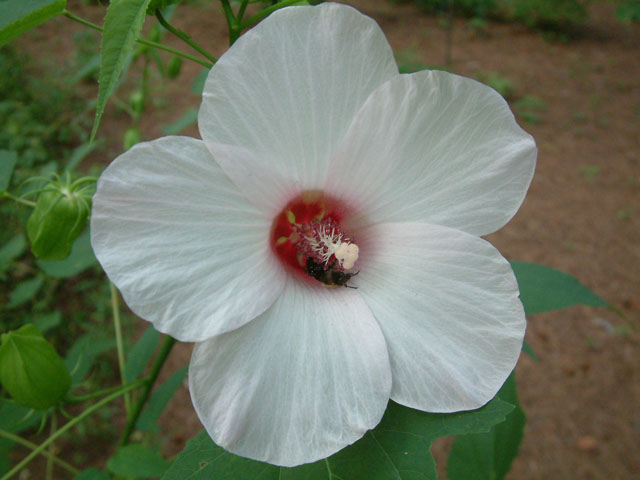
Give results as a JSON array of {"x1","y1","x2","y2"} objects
[
  {"x1": 237, "y1": 0, "x2": 250, "y2": 23},
  {"x1": 0, "y1": 382, "x2": 141, "y2": 480},
  {"x1": 240, "y1": 0, "x2": 302, "y2": 30},
  {"x1": 45, "y1": 414, "x2": 56, "y2": 480},
  {"x1": 66, "y1": 379, "x2": 147, "y2": 404},
  {"x1": 219, "y1": 0, "x2": 240, "y2": 45},
  {"x1": 0, "y1": 429, "x2": 80, "y2": 476},
  {"x1": 0, "y1": 192, "x2": 36, "y2": 208},
  {"x1": 113, "y1": 96, "x2": 137, "y2": 117},
  {"x1": 63, "y1": 10, "x2": 213, "y2": 69},
  {"x1": 110, "y1": 282, "x2": 131, "y2": 418},
  {"x1": 119, "y1": 335, "x2": 177, "y2": 446},
  {"x1": 155, "y1": 10, "x2": 217, "y2": 63}
]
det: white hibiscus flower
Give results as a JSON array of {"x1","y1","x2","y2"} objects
[{"x1": 91, "y1": 2, "x2": 536, "y2": 467}]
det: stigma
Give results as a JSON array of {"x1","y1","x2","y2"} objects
[{"x1": 294, "y1": 218, "x2": 359, "y2": 271}]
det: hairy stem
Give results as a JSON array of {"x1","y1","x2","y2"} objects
[
  {"x1": 237, "y1": 0, "x2": 250, "y2": 23},
  {"x1": 0, "y1": 192, "x2": 36, "y2": 208},
  {"x1": 155, "y1": 10, "x2": 217, "y2": 63},
  {"x1": 1, "y1": 382, "x2": 142, "y2": 480},
  {"x1": 240, "y1": 0, "x2": 302, "y2": 30},
  {"x1": 63, "y1": 10, "x2": 213, "y2": 68},
  {"x1": 219, "y1": 0, "x2": 239, "y2": 44},
  {"x1": 0, "y1": 428, "x2": 80, "y2": 476},
  {"x1": 45, "y1": 414, "x2": 56, "y2": 480},
  {"x1": 111, "y1": 281, "x2": 131, "y2": 418},
  {"x1": 66, "y1": 379, "x2": 147, "y2": 404}
]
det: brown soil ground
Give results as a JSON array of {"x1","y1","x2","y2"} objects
[{"x1": 15, "y1": 0, "x2": 640, "y2": 479}]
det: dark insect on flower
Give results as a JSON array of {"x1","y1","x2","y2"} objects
[{"x1": 305, "y1": 257, "x2": 359, "y2": 288}]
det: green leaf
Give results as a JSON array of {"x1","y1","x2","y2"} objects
[
  {"x1": 162, "y1": 398, "x2": 513, "y2": 480},
  {"x1": 73, "y1": 469, "x2": 111, "y2": 480},
  {"x1": 0, "y1": 438, "x2": 11, "y2": 475},
  {"x1": 124, "y1": 326, "x2": 160, "y2": 382},
  {"x1": 65, "y1": 334, "x2": 115, "y2": 385},
  {"x1": 37, "y1": 229, "x2": 97, "y2": 278},
  {"x1": 137, "y1": 366, "x2": 187, "y2": 431},
  {"x1": 92, "y1": 0, "x2": 153, "y2": 140},
  {"x1": 0, "y1": 399, "x2": 43, "y2": 470},
  {"x1": 0, "y1": 398, "x2": 43, "y2": 433},
  {"x1": 107, "y1": 444, "x2": 171, "y2": 478},
  {"x1": 447, "y1": 373, "x2": 526, "y2": 480},
  {"x1": 0, "y1": 0, "x2": 66, "y2": 47},
  {"x1": 511, "y1": 261, "x2": 607, "y2": 314},
  {"x1": 191, "y1": 67, "x2": 209, "y2": 95},
  {"x1": 32, "y1": 311, "x2": 62, "y2": 334},
  {"x1": 6, "y1": 276, "x2": 44, "y2": 309},
  {"x1": 0, "y1": 150, "x2": 18, "y2": 191},
  {"x1": 522, "y1": 340, "x2": 538, "y2": 362},
  {"x1": 70, "y1": 54, "x2": 101, "y2": 85},
  {"x1": 162, "y1": 108, "x2": 198, "y2": 135},
  {"x1": 0, "y1": 235, "x2": 27, "y2": 276},
  {"x1": 0, "y1": 324, "x2": 71, "y2": 409}
]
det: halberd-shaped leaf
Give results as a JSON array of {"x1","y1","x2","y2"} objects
[
  {"x1": 447, "y1": 373, "x2": 526, "y2": 480},
  {"x1": 0, "y1": 324, "x2": 71, "y2": 410},
  {"x1": 162, "y1": 398, "x2": 514, "y2": 480},
  {"x1": 107, "y1": 444, "x2": 171, "y2": 478},
  {"x1": 0, "y1": 150, "x2": 18, "y2": 191},
  {"x1": 511, "y1": 261, "x2": 607, "y2": 314}
]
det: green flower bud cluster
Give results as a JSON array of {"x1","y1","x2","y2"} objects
[
  {"x1": 0, "y1": 324, "x2": 71, "y2": 410},
  {"x1": 27, "y1": 174, "x2": 94, "y2": 261}
]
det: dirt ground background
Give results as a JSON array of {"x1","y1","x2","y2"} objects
[{"x1": 17, "y1": 0, "x2": 640, "y2": 478}]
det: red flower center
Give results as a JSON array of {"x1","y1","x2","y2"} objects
[{"x1": 270, "y1": 191, "x2": 360, "y2": 287}]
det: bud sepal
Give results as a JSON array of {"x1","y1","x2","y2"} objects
[{"x1": 26, "y1": 174, "x2": 94, "y2": 261}]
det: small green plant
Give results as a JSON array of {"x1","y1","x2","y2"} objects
[
  {"x1": 395, "y1": 49, "x2": 429, "y2": 73},
  {"x1": 580, "y1": 165, "x2": 601, "y2": 180},
  {"x1": 468, "y1": 16, "x2": 489, "y2": 34},
  {"x1": 412, "y1": 0, "x2": 590, "y2": 32},
  {"x1": 617, "y1": 207, "x2": 634, "y2": 220},
  {"x1": 476, "y1": 71, "x2": 516, "y2": 99},
  {"x1": 415, "y1": 0, "x2": 499, "y2": 17},
  {"x1": 506, "y1": 0, "x2": 589, "y2": 31},
  {"x1": 395, "y1": 49, "x2": 448, "y2": 74},
  {"x1": 513, "y1": 94, "x2": 546, "y2": 124},
  {"x1": 616, "y1": 0, "x2": 640, "y2": 22}
]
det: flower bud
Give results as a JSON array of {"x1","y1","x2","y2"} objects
[
  {"x1": 167, "y1": 57, "x2": 183, "y2": 79},
  {"x1": 27, "y1": 176, "x2": 93, "y2": 261},
  {"x1": 129, "y1": 90, "x2": 145, "y2": 115},
  {"x1": 0, "y1": 324, "x2": 71, "y2": 410},
  {"x1": 149, "y1": 26, "x2": 161, "y2": 43},
  {"x1": 123, "y1": 128, "x2": 141, "y2": 151}
]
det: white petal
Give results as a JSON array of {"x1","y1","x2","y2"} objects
[
  {"x1": 357, "y1": 222, "x2": 525, "y2": 412},
  {"x1": 189, "y1": 280, "x2": 391, "y2": 466},
  {"x1": 91, "y1": 137, "x2": 285, "y2": 342},
  {"x1": 326, "y1": 70, "x2": 536, "y2": 236},
  {"x1": 198, "y1": 3, "x2": 398, "y2": 215}
]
